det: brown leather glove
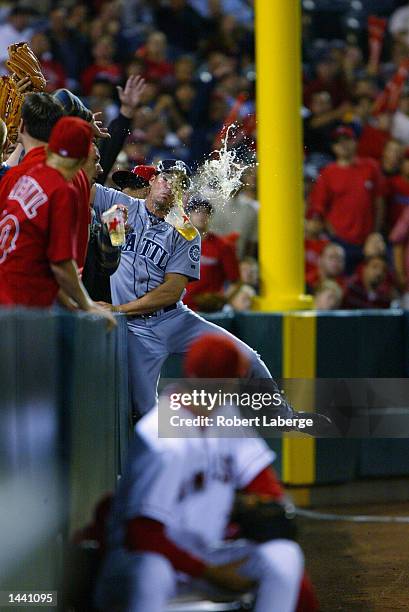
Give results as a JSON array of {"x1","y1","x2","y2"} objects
[{"x1": 6, "y1": 42, "x2": 47, "y2": 92}]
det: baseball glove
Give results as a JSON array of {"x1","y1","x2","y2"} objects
[
  {"x1": 6, "y1": 43, "x2": 46, "y2": 92},
  {"x1": 230, "y1": 494, "x2": 298, "y2": 543},
  {"x1": 0, "y1": 76, "x2": 24, "y2": 144}
]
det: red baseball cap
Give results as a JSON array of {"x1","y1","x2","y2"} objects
[
  {"x1": 331, "y1": 125, "x2": 356, "y2": 142},
  {"x1": 48, "y1": 116, "x2": 92, "y2": 159},
  {"x1": 112, "y1": 165, "x2": 156, "y2": 190},
  {"x1": 184, "y1": 334, "x2": 249, "y2": 378}
]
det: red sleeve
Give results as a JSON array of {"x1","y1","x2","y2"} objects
[
  {"x1": 308, "y1": 171, "x2": 330, "y2": 219},
  {"x1": 242, "y1": 466, "x2": 284, "y2": 500},
  {"x1": 47, "y1": 184, "x2": 77, "y2": 263},
  {"x1": 126, "y1": 517, "x2": 206, "y2": 578},
  {"x1": 220, "y1": 240, "x2": 240, "y2": 282}
]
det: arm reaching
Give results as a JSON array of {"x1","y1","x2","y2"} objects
[
  {"x1": 99, "y1": 273, "x2": 188, "y2": 315},
  {"x1": 51, "y1": 259, "x2": 116, "y2": 330}
]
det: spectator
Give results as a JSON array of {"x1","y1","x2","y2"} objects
[
  {"x1": 86, "y1": 79, "x2": 118, "y2": 123},
  {"x1": 81, "y1": 36, "x2": 123, "y2": 96},
  {"x1": 0, "y1": 7, "x2": 34, "y2": 68},
  {"x1": 309, "y1": 125, "x2": 384, "y2": 273},
  {"x1": 239, "y1": 256, "x2": 259, "y2": 292},
  {"x1": 381, "y1": 139, "x2": 404, "y2": 177},
  {"x1": 205, "y1": 13, "x2": 252, "y2": 59},
  {"x1": 304, "y1": 55, "x2": 348, "y2": 109},
  {"x1": 29, "y1": 32, "x2": 67, "y2": 92},
  {"x1": 210, "y1": 166, "x2": 259, "y2": 259},
  {"x1": 224, "y1": 281, "x2": 255, "y2": 312},
  {"x1": 136, "y1": 31, "x2": 174, "y2": 83},
  {"x1": 306, "y1": 242, "x2": 346, "y2": 293},
  {"x1": 314, "y1": 280, "x2": 343, "y2": 310},
  {"x1": 363, "y1": 232, "x2": 387, "y2": 259},
  {"x1": 303, "y1": 91, "x2": 346, "y2": 158},
  {"x1": 342, "y1": 256, "x2": 395, "y2": 309},
  {"x1": 173, "y1": 55, "x2": 195, "y2": 86},
  {"x1": 389, "y1": 2, "x2": 409, "y2": 47},
  {"x1": 46, "y1": 6, "x2": 90, "y2": 90},
  {"x1": 183, "y1": 197, "x2": 239, "y2": 311}
]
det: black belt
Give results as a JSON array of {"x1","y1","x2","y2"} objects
[{"x1": 129, "y1": 303, "x2": 177, "y2": 320}]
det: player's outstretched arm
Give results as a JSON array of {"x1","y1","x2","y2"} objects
[
  {"x1": 51, "y1": 259, "x2": 116, "y2": 331},
  {"x1": 99, "y1": 273, "x2": 188, "y2": 315}
]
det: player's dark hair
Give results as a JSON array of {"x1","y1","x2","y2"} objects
[{"x1": 21, "y1": 93, "x2": 65, "y2": 142}]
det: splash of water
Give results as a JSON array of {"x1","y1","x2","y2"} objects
[{"x1": 189, "y1": 124, "x2": 254, "y2": 204}]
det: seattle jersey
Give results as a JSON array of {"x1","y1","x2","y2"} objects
[{"x1": 93, "y1": 184, "x2": 201, "y2": 306}]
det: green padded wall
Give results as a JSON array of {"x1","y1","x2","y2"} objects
[{"x1": 316, "y1": 310, "x2": 407, "y2": 483}]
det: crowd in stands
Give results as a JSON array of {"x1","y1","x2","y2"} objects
[{"x1": 3, "y1": 0, "x2": 409, "y2": 311}]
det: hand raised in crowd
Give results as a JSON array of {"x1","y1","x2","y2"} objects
[
  {"x1": 91, "y1": 111, "x2": 111, "y2": 139},
  {"x1": 117, "y1": 75, "x2": 146, "y2": 118}
]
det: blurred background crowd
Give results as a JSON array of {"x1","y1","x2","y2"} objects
[{"x1": 3, "y1": 0, "x2": 409, "y2": 313}]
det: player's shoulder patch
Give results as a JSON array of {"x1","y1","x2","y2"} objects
[{"x1": 188, "y1": 243, "x2": 200, "y2": 263}]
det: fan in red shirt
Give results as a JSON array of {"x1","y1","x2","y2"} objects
[
  {"x1": 81, "y1": 36, "x2": 123, "y2": 96},
  {"x1": 308, "y1": 125, "x2": 385, "y2": 273},
  {"x1": 0, "y1": 92, "x2": 91, "y2": 271},
  {"x1": 136, "y1": 31, "x2": 174, "y2": 84},
  {"x1": 342, "y1": 255, "x2": 396, "y2": 309},
  {"x1": 183, "y1": 197, "x2": 239, "y2": 311},
  {"x1": 0, "y1": 116, "x2": 114, "y2": 331}
]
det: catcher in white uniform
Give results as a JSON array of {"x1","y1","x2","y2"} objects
[{"x1": 95, "y1": 335, "x2": 317, "y2": 612}]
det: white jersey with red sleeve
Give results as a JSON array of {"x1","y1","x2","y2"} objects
[{"x1": 107, "y1": 404, "x2": 275, "y2": 551}]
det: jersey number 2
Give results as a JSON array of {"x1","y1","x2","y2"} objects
[{"x1": 0, "y1": 214, "x2": 20, "y2": 264}]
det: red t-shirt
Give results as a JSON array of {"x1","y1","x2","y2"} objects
[
  {"x1": 309, "y1": 158, "x2": 383, "y2": 245},
  {"x1": 183, "y1": 232, "x2": 239, "y2": 310},
  {"x1": 0, "y1": 163, "x2": 77, "y2": 307},
  {"x1": 0, "y1": 146, "x2": 90, "y2": 268}
]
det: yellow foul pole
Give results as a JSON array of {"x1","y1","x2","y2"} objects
[{"x1": 255, "y1": 0, "x2": 312, "y2": 311}]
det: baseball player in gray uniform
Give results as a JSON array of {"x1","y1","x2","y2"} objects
[{"x1": 92, "y1": 159, "x2": 287, "y2": 418}]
